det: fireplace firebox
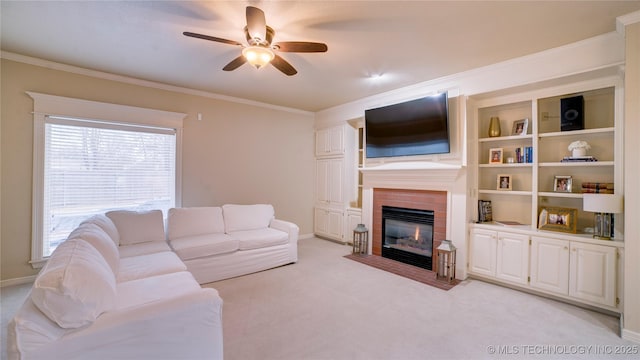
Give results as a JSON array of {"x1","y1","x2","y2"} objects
[{"x1": 381, "y1": 206, "x2": 434, "y2": 270}]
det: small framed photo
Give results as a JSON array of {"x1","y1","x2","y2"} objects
[
  {"x1": 554, "y1": 175, "x2": 572, "y2": 193},
  {"x1": 511, "y1": 118, "x2": 529, "y2": 136},
  {"x1": 497, "y1": 174, "x2": 512, "y2": 191},
  {"x1": 538, "y1": 207, "x2": 578, "y2": 233},
  {"x1": 489, "y1": 148, "x2": 503, "y2": 164}
]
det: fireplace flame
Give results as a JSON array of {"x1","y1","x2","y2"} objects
[{"x1": 414, "y1": 227, "x2": 420, "y2": 241}]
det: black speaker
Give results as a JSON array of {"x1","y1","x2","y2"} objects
[{"x1": 560, "y1": 95, "x2": 584, "y2": 131}]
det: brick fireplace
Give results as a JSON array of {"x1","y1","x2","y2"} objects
[{"x1": 373, "y1": 188, "x2": 447, "y2": 273}]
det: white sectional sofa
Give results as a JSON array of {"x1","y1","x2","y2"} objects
[
  {"x1": 167, "y1": 204, "x2": 299, "y2": 284},
  {"x1": 7, "y1": 210, "x2": 223, "y2": 360},
  {"x1": 7, "y1": 204, "x2": 298, "y2": 360}
]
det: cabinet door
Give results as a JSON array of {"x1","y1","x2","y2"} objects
[
  {"x1": 328, "y1": 158, "x2": 344, "y2": 204},
  {"x1": 569, "y1": 242, "x2": 616, "y2": 307},
  {"x1": 496, "y1": 232, "x2": 529, "y2": 285},
  {"x1": 327, "y1": 210, "x2": 344, "y2": 240},
  {"x1": 314, "y1": 207, "x2": 329, "y2": 235},
  {"x1": 315, "y1": 129, "x2": 330, "y2": 156},
  {"x1": 530, "y1": 236, "x2": 569, "y2": 295},
  {"x1": 469, "y1": 229, "x2": 497, "y2": 277},
  {"x1": 316, "y1": 160, "x2": 330, "y2": 203},
  {"x1": 328, "y1": 126, "x2": 345, "y2": 154}
]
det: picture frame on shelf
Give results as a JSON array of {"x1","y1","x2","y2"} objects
[
  {"x1": 497, "y1": 174, "x2": 512, "y2": 191},
  {"x1": 478, "y1": 200, "x2": 493, "y2": 223},
  {"x1": 554, "y1": 175, "x2": 572, "y2": 193},
  {"x1": 538, "y1": 207, "x2": 577, "y2": 233},
  {"x1": 511, "y1": 118, "x2": 529, "y2": 136},
  {"x1": 489, "y1": 148, "x2": 503, "y2": 164}
]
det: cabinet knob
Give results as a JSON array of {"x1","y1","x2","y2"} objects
[{"x1": 564, "y1": 246, "x2": 569, "y2": 250}]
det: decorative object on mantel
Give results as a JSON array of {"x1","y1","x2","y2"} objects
[
  {"x1": 436, "y1": 240, "x2": 457, "y2": 284},
  {"x1": 568, "y1": 140, "x2": 591, "y2": 158},
  {"x1": 352, "y1": 224, "x2": 368, "y2": 254},
  {"x1": 583, "y1": 194, "x2": 623, "y2": 240},
  {"x1": 488, "y1": 117, "x2": 501, "y2": 137}
]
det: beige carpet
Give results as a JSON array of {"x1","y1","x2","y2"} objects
[{"x1": 2, "y1": 238, "x2": 635, "y2": 360}]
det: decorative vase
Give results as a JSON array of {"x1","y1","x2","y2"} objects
[
  {"x1": 572, "y1": 148, "x2": 587, "y2": 157},
  {"x1": 488, "y1": 117, "x2": 501, "y2": 137}
]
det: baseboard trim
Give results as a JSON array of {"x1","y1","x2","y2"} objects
[
  {"x1": 622, "y1": 328, "x2": 640, "y2": 344},
  {"x1": 1, "y1": 275, "x2": 37, "y2": 288},
  {"x1": 299, "y1": 233, "x2": 315, "y2": 240}
]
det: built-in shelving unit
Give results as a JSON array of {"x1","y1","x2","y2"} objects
[{"x1": 467, "y1": 74, "x2": 625, "y2": 313}]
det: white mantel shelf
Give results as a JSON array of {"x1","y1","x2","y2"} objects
[{"x1": 360, "y1": 162, "x2": 464, "y2": 191}]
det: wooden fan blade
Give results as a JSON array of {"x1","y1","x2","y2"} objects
[
  {"x1": 246, "y1": 6, "x2": 266, "y2": 42},
  {"x1": 274, "y1": 42, "x2": 328, "y2": 53},
  {"x1": 222, "y1": 56, "x2": 247, "y2": 71},
  {"x1": 271, "y1": 55, "x2": 297, "y2": 76},
  {"x1": 183, "y1": 31, "x2": 242, "y2": 46}
]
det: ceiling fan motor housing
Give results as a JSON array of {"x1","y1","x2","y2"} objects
[{"x1": 244, "y1": 26, "x2": 275, "y2": 47}]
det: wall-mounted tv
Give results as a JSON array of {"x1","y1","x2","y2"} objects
[{"x1": 365, "y1": 93, "x2": 450, "y2": 158}]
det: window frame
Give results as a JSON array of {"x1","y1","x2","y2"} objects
[{"x1": 28, "y1": 92, "x2": 186, "y2": 268}]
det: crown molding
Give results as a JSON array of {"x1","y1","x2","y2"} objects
[
  {"x1": 616, "y1": 10, "x2": 640, "y2": 36},
  {"x1": 0, "y1": 51, "x2": 313, "y2": 116}
]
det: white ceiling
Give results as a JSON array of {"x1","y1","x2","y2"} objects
[{"x1": 2, "y1": 1, "x2": 640, "y2": 112}]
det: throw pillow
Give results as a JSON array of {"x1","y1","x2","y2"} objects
[{"x1": 106, "y1": 209, "x2": 165, "y2": 245}]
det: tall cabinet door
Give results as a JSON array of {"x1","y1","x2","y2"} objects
[
  {"x1": 530, "y1": 236, "x2": 569, "y2": 295},
  {"x1": 316, "y1": 160, "x2": 330, "y2": 204},
  {"x1": 469, "y1": 229, "x2": 497, "y2": 277},
  {"x1": 328, "y1": 158, "x2": 344, "y2": 205},
  {"x1": 569, "y1": 242, "x2": 616, "y2": 307},
  {"x1": 496, "y1": 232, "x2": 529, "y2": 285}
]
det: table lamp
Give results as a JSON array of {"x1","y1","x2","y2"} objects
[{"x1": 583, "y1": 194, "x2": 623, "y2": 239}]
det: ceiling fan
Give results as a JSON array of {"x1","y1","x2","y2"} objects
[{"x1": 183, "y1": 6, "x2": 327, "y2": 76}]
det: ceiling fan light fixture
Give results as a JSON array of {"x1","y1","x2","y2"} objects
[{"x1": 242, "y1": 46, "x2": 274, "y2": 69}]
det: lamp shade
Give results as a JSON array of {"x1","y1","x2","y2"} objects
[{"x1": 583, "y1": 194, "x2": 623, "y2": 213}]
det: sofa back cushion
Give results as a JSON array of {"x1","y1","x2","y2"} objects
[
  {"x1": 68, "y1": 222, "x2": 119, "y2": 274},
  {"x1": 82, "y1": 214, "x2": 120, "y2": 246},
  {"x1": 167, "y1": 207, "x2": 225, "y2": 240},
  {"x1": 222, "y1": 204, "x2": 274, "y2": 233},
  {"x1": 30, "y1": 239, "x2": 117, "y2": 329},
  {"x1": 106, "y1": 210, "x2": 165, "y2": 245}
]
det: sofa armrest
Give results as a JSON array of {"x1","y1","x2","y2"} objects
[
  {"x1": 25, "y1": 289, "x2": 223, "y2": 360},
  {"x1": 269, "y1": 219, "x2": 299, "y2": 244}
]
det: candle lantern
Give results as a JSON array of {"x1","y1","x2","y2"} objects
[
  {"x1": 352, "y1": 224, "x2": 368, "y2": 255},
  {"x1": 436, "y1": 240, "x2": 457, "y2": 283}
]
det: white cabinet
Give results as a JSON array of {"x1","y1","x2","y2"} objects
[
  {"x1": 315, "y1": 126, "x2": 345, "y2": 157},
  {"x1": 344, "y1": 208, "x2": 362, "y2": 245},
  {"x1": 469, "y1": 229, "x2": 497, "y2": 277},
  {"x1": 496, "y1": 232, "x2": 529, "y2": 285},
  {"x1": 316, "y1": 158, "x2": 344, "y2": 206},
  {"x1": 314, "y1": 207, "x2": 344, "y2": 241},
  {"x1": 569, "y1": 241, "x2": 616, "y2": 307},
  {"x1": 530, "y1": 236, "x2": 570, "y2": 294}
]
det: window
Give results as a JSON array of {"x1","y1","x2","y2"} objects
[{"x1": 29, "y1": 92, "x2": 185, "y2": 266}]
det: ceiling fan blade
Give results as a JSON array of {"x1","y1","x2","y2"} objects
[
  {"x1": 222, "y1": 55, "x2": 247, "y2": 71},
  {"x1": 271, "y1": 55, "x2": 297, "y2": 76},
  {"x1": 274, "y1": 42, "x2": 328, "y2": 53},
  {"x1": 246, "y1": 6, "x2": 267, "y2": 42},
  {"x1": 183, "y1": 31, "x2": 242, "y2": 46}
]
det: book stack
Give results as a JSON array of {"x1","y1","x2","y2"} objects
[
  {"x1": 514, "y1": 146, "x2": 533, "y2": 163},
  {"x1": 581, "y1": 182, "x2": 614, "y2": 194},
  {"x1": 478, "y1": 200, "x2": 493, "y2": 222},
  {"x1": 561, "y1": 156, "x2": 598, "y2": 162}
]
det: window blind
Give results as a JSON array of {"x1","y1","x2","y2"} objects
[{"x1": 43, "y1": 115, "x2": 176, "y2": 256}]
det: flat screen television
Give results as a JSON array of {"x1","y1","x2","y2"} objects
[{"x1": 365, "y1": 93, "x2": 450, "y2": 158}]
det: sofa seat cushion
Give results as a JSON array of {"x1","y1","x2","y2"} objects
[
  {"x1": 170, "y1": 233, "x2": 239, "y2": 261},
  {"x1": 222, "y1": 204, "x2": 274, "y2": 232},
  {"x1": 229, "y1": 228, "x2": 289, "y2": 250},
  {"x1": 106, "y1": 210, "x2": 165, "y2": 246},
  {"x1": 118, "y1": 241, "x2": 172, "y2": 258},
  {"x1": 167, "y1": 207, "x2": 225, "y2": 240},
  {"x1": 31, "y1": 239, "x2": 117, "y2": 329},
  {"x1": 116, "y1": 271, "x2": 202, "y2": 310},
  {"x1": 117, "y1": 251, "x2": 186, "y2": 283}
]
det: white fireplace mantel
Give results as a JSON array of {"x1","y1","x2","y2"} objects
[{"x1": 361, "y1": 162, "x2": 464, "y2": 190}]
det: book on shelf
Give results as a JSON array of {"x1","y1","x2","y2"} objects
[
  {"x1": 561, "y1": 156, "x2": 598, "y2": 162},
  {"x1": 514, "y1": 146, "x2": 533, "y2": 163},
  {"x1": 581, "y1": 182, "x2": 614, "y2": 193},
  {"x1": 478, "y1": 200, "x2": 492, "y2": 223}
]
